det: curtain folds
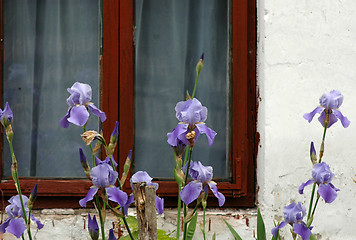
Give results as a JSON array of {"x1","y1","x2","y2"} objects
[
  {"x1": 3, "y1": 0, "x2": 100, "y2": 177},
  {"x1": 134, "y1": 0, "x2": 229, "y2": 178}
]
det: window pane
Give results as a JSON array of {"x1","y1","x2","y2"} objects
[
  {"x1": 3, "y1": 0, "x2": 100, "y2": 178},
  {"x1": 134, "y1": 0, "x2": 229, "y2": 178}
]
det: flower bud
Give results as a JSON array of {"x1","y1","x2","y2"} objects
[
  {"x1": 0, "y1": 102, "x2": 13, "y2": 129},
  {"x1": 110, "y1": 121, "x2": 119, "y2": 145},
  {"x1": 310, "y1": 142, "x2": 317, "y2": 164},
  {"x1": 196, "y1": 53, "x2": 204, "y2": 76},
  {"x1": 108, "y1": 228, "x2": 117, "y2": 240},
  {"x1": 88, "y1": 214, "x2": 99, "y2": 240},
  {"x1": 120, "y1": 150, "x2": 132, "y2": 186},
  {"x1": 79, "y1": 148, "x2": 91, "y2": 179},
  {"x1": 28, "y1": 184, "x2": 38, "y2": 209},
  {"x1": 174, "y1": 168, "x2": 184, "y2": 186}
]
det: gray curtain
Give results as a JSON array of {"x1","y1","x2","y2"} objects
[
  {"x1": 3, "y1": 0, "x2": 100, "y2": 177},
  {"x1": 134, "y1": 0, "x2": 229, "y2": 178}
]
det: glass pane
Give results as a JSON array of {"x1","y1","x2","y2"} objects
[
  {"x1": 134, "y1": 0, "x2": 230, "y2": 178},
  {"x1": 3, "y1": 0, "x2": 100, "y2": 178}
]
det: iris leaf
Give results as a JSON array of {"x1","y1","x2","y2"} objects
[
  {"x1": 257, "y1": 209, "x2": 266, "y2": 240},
  {"x1": 186, "y1": 213, "x2": 198, "y2": 240},
  {"x1": 222, "y1": 218, "x2": 242, "y2": 240}
]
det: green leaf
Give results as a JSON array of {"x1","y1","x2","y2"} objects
[
  {"x1": 222, "y1": 218, "x2": 242, "y2": 240},
  {"x1": 157, "y1": 229, "x2": 177, "y2": 240},
  {"x1": 212, "y1": 233, "x2": 216, "y2": 240},
  {"x1": 309, "y1": 233, "x2": 317, "y2": 240},
  {"x1": 257, "y1": 209, "x2": 266, "y2": 240},
  {"x1": 186, "y1": 213, "x2": 198, "y2": 240}
]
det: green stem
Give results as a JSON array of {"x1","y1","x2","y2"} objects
[
  {"x1": 192, "y1": 72, "x2": 200, "y2": 99},
  {"x1": 176, "y1": 183, "x2": 182, "y2": 239},
  {"x1": 27, "y1": 208, "x2": 33, "y2": 240},
  {"x1": 95, "y1": 195, "x2": 106, "y2": 240},
  {"x1": 203, "y1": 205, "x2": 206, "y2": 240},
  {"x1": 307, "y1": 182, "x2": 317, "y2": 222},
  {"x1": 183, "y1": 148, "x2": 193, "y2": 240},
  {"x1": 8, "y1": 140, "x2": 32, "y2": 240},
  {"x1": 183, "y1": 148, "x2": 193, "y2": 187},
  {"x1": 106, "y1": 204, "x2": 135, "y2": 240},
  {"x1": 318, "y1": 123, "x2": 328, "y2": 163}
]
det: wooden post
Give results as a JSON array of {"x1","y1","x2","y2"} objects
[{"x1": 132, "y1": 182, "x2": 158, "y2": 240}]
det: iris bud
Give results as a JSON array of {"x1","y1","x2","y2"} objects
[
  {"x1": 79, "y1": 148, "x2": 91, "y2": 179},
  {"x1": 310, "y1": 142, "x2": 317, "y2": 164},
  {"x1": 28, "y1": 184, "x2": 38, "y2": 209},
  {"x1": 196, "y1": 53, "x2": 204, "y2": 76},
  {"x1": 88, "y1": 214, "x2": 99, "y2": 240}
]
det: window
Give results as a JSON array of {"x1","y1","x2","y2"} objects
[
  {"x1": 118, "y1": 0, "x2": 257, "y2": 207},
  {"x1": 0, "y1": 0, "x2": 256, "y2": 208}
]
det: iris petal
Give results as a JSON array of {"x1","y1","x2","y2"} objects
[
  {"x1": 271, "y1": 221, "x2": 287, "y2": 238},
  {"x1": 208, "y1": 182, "x2": 225, "y2": 207},
  {"x1": 299, "y1": 179, "x2": 315, "y2": 194},
  {"x1": 123, "y1": 195, "x2": 135, "y2": 216},
  {"x1": 303, "y1": 107, "x2": 324, "y2": 122},
  {"x1": 293, "y1": 222, "x2": 312, "y2": 240},
  {"x1": 106, "y1": 187, "x2": 128, "y2": 207},
  {"x1": 167, "y1": 124, "x2": 189, "y2": 146},
  {"x1": 79, "y1": 187, "x2": 98, "y2": 207},
  {"x1": 67, "y1": 105, "x2": 89, "y2": 126},
  {"x1": 59, "y1": 108, "x2": 71, "y2": 128},
  {"x1": 156, "y1": 196, "x2": 164, "y2": 215},
  {"x1": 195, "y1": 123, "x2": 217, "y2": 146},
  {"x1": 0, "y1": 218, "x2": 10, "y2": 233},
  {"x1": 87, "y1": 104, "x2": 107, "y2": 122},
  {"x1": 333, "y1": 110, "x2": 351, "y2": 128},
  {"x1": 130, "y1": 171, "x2": 158, "y2": 190},
  {"x1": 6, "y1": 218, "x2": 27, "y2": 239},
  {"x1": 30, "y1": 214, "x2": 44, "y2": 230},
  {"x1": 318, "y1": 184, "x2": 338, "y2": 203},
  {"x1": 180, "y1": 181, "x2": 202, "y2": 205}
]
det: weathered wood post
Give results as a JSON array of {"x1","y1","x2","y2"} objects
[{"x1": 132, "y1": 182, "x2": 158, "y2": 240}]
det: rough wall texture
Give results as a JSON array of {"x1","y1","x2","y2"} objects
[
  {"x1": 0, "y1": 209, "x2": 258, "y2": 240},
  {"x1": 257, "y1": 0, "x2": 356, "y2": 239}
]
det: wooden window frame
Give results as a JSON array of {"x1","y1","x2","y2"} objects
[{"x1": 0, "y1": 0, "x2": 256, "y2": 208}]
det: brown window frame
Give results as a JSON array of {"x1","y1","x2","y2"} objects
[{"x1": 0, "y1": 0, "x2": 256, "y2": 208}]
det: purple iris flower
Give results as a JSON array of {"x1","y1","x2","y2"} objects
[
  {"x1": 167, "y1": 98, "x2": 217, "y2": 147},
  {"x1": 106, "y1": 188, "x2": 134, "y2": 216},
  {"x1": 180, "y1": 161, "x2": 225, "y2": 207},
  {"x1": 299, "y1": 162, "x2": 339, "y2": 203},
  {"x1": 79, "y1": 163, "x2": 127, "y2": 208},
  {"x1": 59, "y1": 82, "x2": 106, "y2": 128},
  {"x1": 303, "y1": 90, "x2": 350, "y2": 128},
  {"x1": 130, "y1": 171, "x2": 164, "y2": 215},
  {"x1": 88, "y1": 214, "x2": 99, "y2": 240},
  {"x1": 0, "y1": 195, "x2": 44, "y2": 239},
  {"x1": 0, "y1": 102, "x2": 13, "y2": 128},
  {"x1": 95, "y1": 155, "x2": 118, "y2": 169},
  {"x1": 272, "y1": 202, "x2": 312, "y2": 240}
]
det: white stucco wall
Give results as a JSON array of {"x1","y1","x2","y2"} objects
[{"x1": 257, "y1": 0, "x2": 356, "y2": 239}]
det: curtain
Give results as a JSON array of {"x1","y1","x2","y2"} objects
[
  {"x1": 3, "y1": 0, "x2": 100, "y2": 177},
  {"x1": 134, "y1": 0, "x2": 229, "y2": 178}
]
